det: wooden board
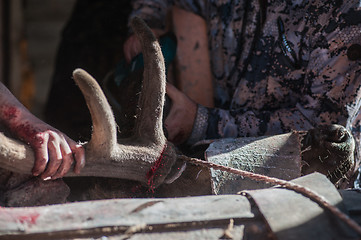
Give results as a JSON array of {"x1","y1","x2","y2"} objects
[
  {"x1": 1, "y1": 173, "x2": 360, "y2": 240},
  {"x1": 0, "y1": 194, "x2": 271, "y2": 240},
  {"x1": 244, "y1": 173, "x2": 358, "y2": 240}
]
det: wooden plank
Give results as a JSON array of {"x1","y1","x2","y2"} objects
[
  {"x1": 1, "y1": 173, "x2": 360, "y2": 239},
  {"x1": 339, "y1": 190, "x2": 361, "y2": 225},
  {"x1": 244, "y1": 173, "x2": 358, "y2": 240},
  {"x1": 0, "y1": 195, "x2": 257, "y2": 239}
]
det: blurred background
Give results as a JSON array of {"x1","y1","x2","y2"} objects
[
  {"x1": 0, "y1": 0, "x2": 76, "y2": 117},
  {"x1": 0, "y1": 0, "x2": 211, "y2": 142}
]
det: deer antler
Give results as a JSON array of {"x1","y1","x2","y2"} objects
[{"x1": 0, "y1": 17, "x2": 177, "y2": 187}]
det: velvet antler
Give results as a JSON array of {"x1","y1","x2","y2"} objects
[{"x1": 0, "y1": 17, "x2": 177, "y2": 187}]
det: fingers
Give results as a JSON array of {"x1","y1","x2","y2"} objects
[
  {"x1": 32, "y1": 134, "x2": 50, "y2": 176},
  {"x1": 40, "y1": 137, "x2": 63, "y2": 180},
  {"x1": 124, "y1": 29, "x2": 164, "y2": 63},
  {"x1": 51, "y1": 139, "x2": 74, "y2": 179},
  {"x1": 166, "y1": 83, "x2": 181, "y2": 100},
  {"x1": 69, "y1": 140, "x2": 85, "y2": 174},
  {"x1": 165, "y1": 84, "x2": 183, "y2": 141},
  {"x1": 165, "y1": 83, "x2": 197, "y2": 144},
  {"x1": 31, "y1": 131, "x2": 85, "y2": 180},
  {"x1": 123, "y1": 34, "x2": 142, "y2": 63}
]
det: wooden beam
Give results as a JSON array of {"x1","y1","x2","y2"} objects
[
  {"x1": 0, "y1": 174, "x2": 359, "y2": 240},
  {"x1": 0, "y1": 195, "x2": 265, "y2": 240}
]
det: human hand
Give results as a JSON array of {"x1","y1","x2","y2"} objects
[
  {"x1": 8, "y1": 111, "x2": 85, "y2": 180},
  {"x1": 28, "y1": 126, "x2": 85, "y2": 180},
  {"x1": 0, "y1": 81, "x2": 85, "y2": 180},
  {"x1": 165, "y1": 83, "x2": 197, "y2": 145},
  {"x1": 123, "y1": 29, "x2": 165, "y2": 63},
  {"x1": 123, "y1": 34, "x2": 141, "y2": 63}
]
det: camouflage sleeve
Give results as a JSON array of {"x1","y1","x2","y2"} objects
[
  {"x1": 187, "y1": 5, "x2": 361, "y2": 143},
  {"x1": 269, "y1": 4, "x2": 361, "y2": 135},
  {"x1": 129, "y1": 0, "x2": 207, "y2": 30},
  {"x1": 129, "y1": 0, "x2": 171, "y2": 30},
  {"x1": 189, "y1": 53, "x2": 361, "y2": 143}
]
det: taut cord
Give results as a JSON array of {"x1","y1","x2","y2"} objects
[{"x1": 178, "y1": 155, "x2": 361, "y2": 236}]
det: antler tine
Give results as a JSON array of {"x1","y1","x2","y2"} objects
[
  {"x1": 72, "y1": 69, "x2": 117, "y2": 154},
  {"x1": 131, "y1": 17, "x2": 166, "y2": 146},
  {"x1": 0, "y1": 70, "x2": 118, "y2": 176}
]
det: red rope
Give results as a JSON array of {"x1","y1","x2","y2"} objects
[
  {"x1": 146, "y1": 144, "x2": 167, "y2": 192},
  {"x1": 178, "y1": 155, "x2": 361, "y2": 236}
]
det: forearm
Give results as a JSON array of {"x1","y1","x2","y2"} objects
[
  {"x1": 0, "y1": 82, "x2": 85, "y2": 179},
  {"x1": 0, "y1": 82, "x2": 36, "y2": 132}
]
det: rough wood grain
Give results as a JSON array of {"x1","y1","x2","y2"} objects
[
  {"x1": 244, "y1": 173, "x2": 358, "y2": 240},
  {"x1": 1, "y1": 173, "x2": 360, "y2": 240},
  {"x1": 0, "y1": 195, "x2": 267, "y2": 239}
]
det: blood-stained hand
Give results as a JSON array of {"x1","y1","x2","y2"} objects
[
  {"x1": 0, "y1": 83, "x2": 85, "y2": 180},
  {"x1": 33, "y1": 130, "x2": 84, "y2": 180},
  {"x1": 165, "y1": 83, "x2": 197, "y2": 145},
  {"x1": 3, "y1": 106, "x2": 85, "y2": 180},
  {"x1": 25, "y1": 125, "x2": 85, "y2": 180}
]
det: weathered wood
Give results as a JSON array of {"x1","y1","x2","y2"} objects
[
  {"x1": 339, "y1": 189, "x2": 361, "y2": 226},
  {"x1": 206, "y1": 132, "x2": 302, "y2": 194},
  {"x1": 244, "y1": 173, "x2": 358, "y2": 240},
  {"x1": 0, "y1": 195, "x2": 270, "y2": 239},
  {"x1": 0, "y1": 173, "x2": 360, "y2": 240}
]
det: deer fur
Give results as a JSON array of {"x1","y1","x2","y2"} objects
[{"x1": 0, "y1": 17, "x2": 177, "y2": 188}]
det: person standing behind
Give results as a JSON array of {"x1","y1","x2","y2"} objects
[{"x1": 124, "y1": 0, "x2": 361, "y2": 184}]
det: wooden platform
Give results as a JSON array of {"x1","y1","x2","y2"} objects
[{"x1": 1, "y1": 173, "x2": 360, "y2": 240}]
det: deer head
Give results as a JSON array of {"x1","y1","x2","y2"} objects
[{"x1": 0, "y1": 17, "x2": 177, "y2": 188}]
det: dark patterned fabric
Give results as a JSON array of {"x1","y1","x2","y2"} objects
[{"x1": 130, "y1": 0, "x2": 361, "y2": 181}]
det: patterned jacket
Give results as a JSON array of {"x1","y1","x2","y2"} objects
[{"x1": 130, "y1": 0, "x2": 361, "y2": 180}]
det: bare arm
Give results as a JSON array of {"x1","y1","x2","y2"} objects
[
  {"x1": 124, "y1": 0, "x2": 207, "y2": 62},
  {"x1": 0, "y1": 82, "x2": 85, "y2": 180}
]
